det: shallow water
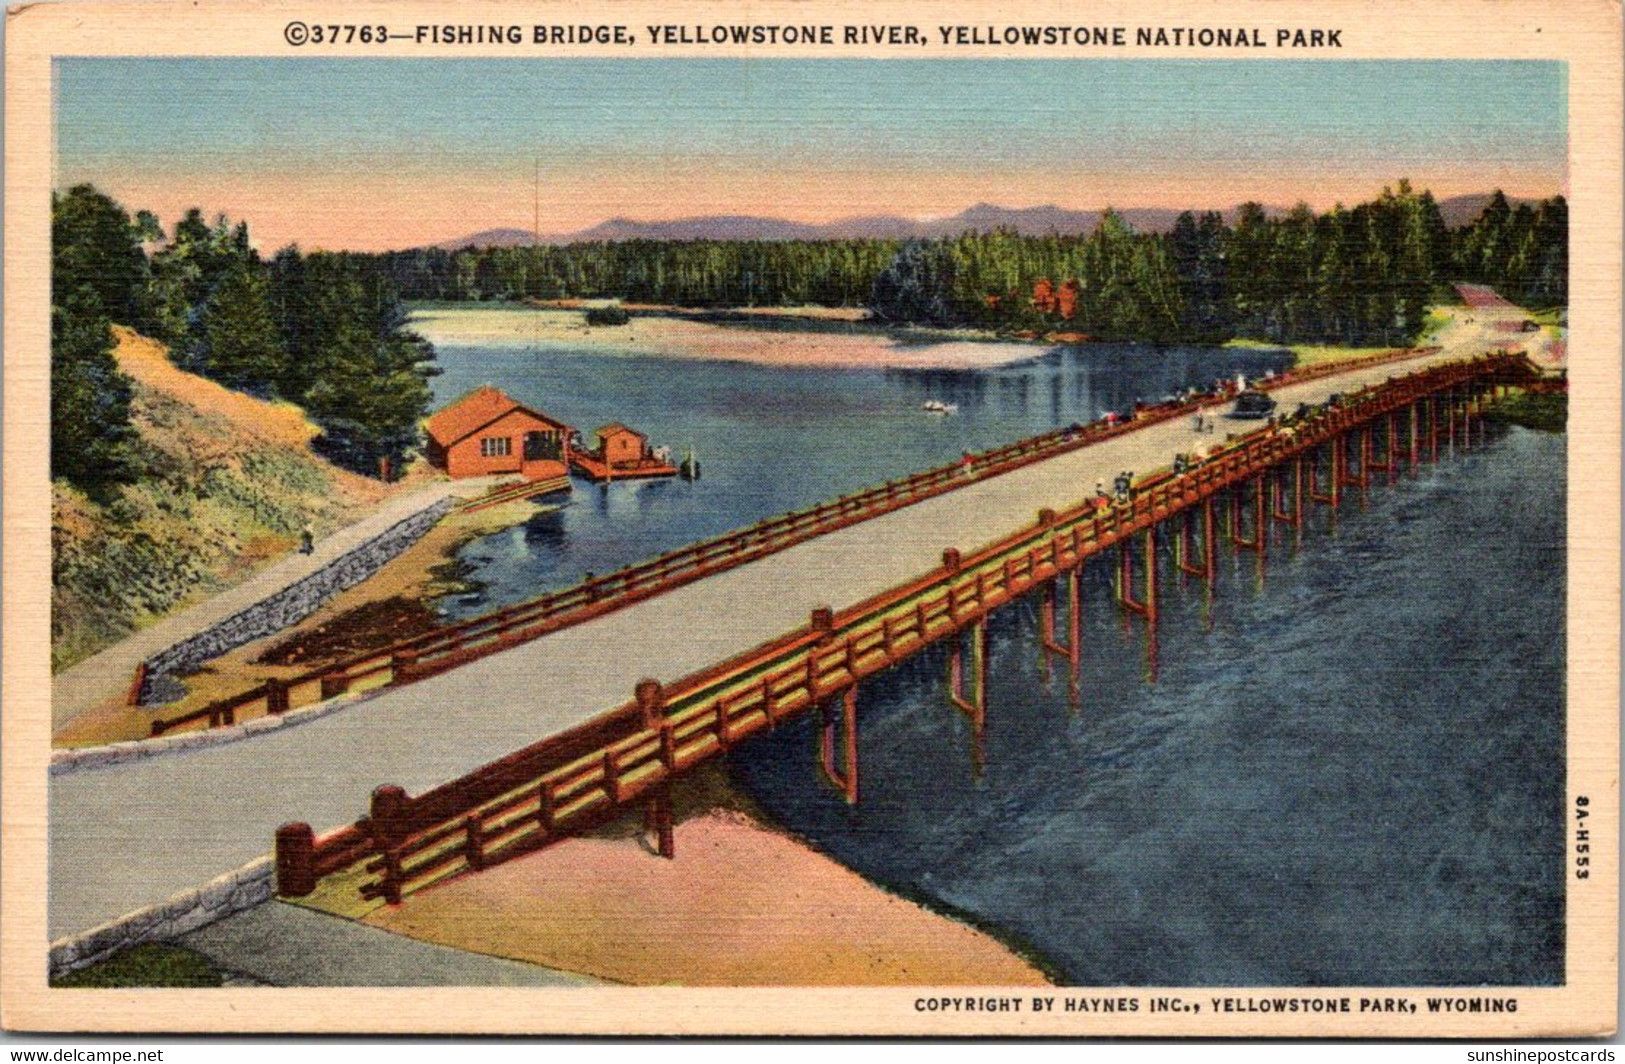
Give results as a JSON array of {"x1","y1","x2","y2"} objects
[{"x1": 727, "y1": 425, "x2": 1566, "y2": 986}]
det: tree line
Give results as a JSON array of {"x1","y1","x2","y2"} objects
[
  {"x1": 51, "y1": 179, "x2": 1564, "y2": 496},
  {"x1": 364, "y1": 181, "x2": 1564, "y2": 349},
  {"x1": 51, "y1": 184, "x2": 438, "y2": 494}
]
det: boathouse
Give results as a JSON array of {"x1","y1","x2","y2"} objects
[
  {"x1": 568, "y1": 422, "x2": 678, "y2": 481},
  {"x1": 425, "y1": 386, "x2": 573, "y2": 482}
]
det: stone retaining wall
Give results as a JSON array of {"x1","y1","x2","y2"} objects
[
  {"x1": 139, "y1": 497, "x2": 454, "y2": 703},
  {"x1": 49, "y1": 857, "x2": 274, "y2": 980}
]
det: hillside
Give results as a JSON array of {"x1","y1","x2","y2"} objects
[{"x1": 51, "y1": 327, "x2": 391, "y2": 671}]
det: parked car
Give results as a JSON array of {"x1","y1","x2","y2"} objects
[{"x1": 1229, "y1": 389, "x2": 1278, "y2": 420}]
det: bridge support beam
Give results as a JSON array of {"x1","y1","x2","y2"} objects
[
  {"x1": 1040, "y1": 569, "x2": 1084, "y2": 704},
  {"x1": 948, "y1": 621, "x2": 988, "y2": 733},
  {"x1": 1271, "y1": 458, "x2": 1304, "y2": 527},
  {"x1": 1230, "y1": 478, "x2": 1265, "y2": 552},
  {"x1": 1409, "y1": 402, "x2": 1421, "y2": 470},
  {"x1": 1309, "y1": 442, "x2": 1341, "y2": 507},
  {"x1": 817, "y1": 686, "x2": 859, "y2": 805},
  {"x1": 1117, "y1": 527, "x2": 1160, "y2": 620},
  {"x1": 644, "y1": 787, "x2": 676, "y2": 858}
]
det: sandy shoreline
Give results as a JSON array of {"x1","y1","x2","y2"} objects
[
  {"x1": 410, "y1": 302, "x2": 1058, "y2": 371},
  {"x1": 357, "y1": 767, "x2": 1055, "y2": 987}
]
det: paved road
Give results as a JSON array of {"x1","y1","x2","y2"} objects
[
  {"x1": 178, "y1": 901, "x2": 597, "y2": 987},
  {"x1": 48, "y1": 331, "x2": 1499, "y2": 940},
  {"x1": 52, "y1": 483, "x2": 461, "y2": 730}
]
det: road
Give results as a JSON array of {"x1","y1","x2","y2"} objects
[
  {"x1": 51, "y1": 482, "x2": 460, "y2": 730},
  {"x1": 48, "y1": 319, "x2": 1505, "y2": 941}
]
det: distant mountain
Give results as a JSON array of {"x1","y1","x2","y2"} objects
[
  {"x1": 1435, "y1": 192, "x2": 1545, "y2": 228},
  {"x1": 434, "y1": 193, "x2": 1549, "y2": 250},
  {"x1": 439, "y1": 228, "x2": 544, "y2": 249}
]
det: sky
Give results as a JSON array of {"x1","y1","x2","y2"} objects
[{"x1": 54, "y1": 58, "x2": 1567, "y2": 252}]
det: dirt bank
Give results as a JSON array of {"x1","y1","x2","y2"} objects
[{"x1": 360, "y1": 768, "x2": 1053, "y2": 987}]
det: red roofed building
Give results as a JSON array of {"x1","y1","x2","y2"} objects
[
  {"x1": 425, "y1": 386, "x2": 572, "y2": 481},
  {"x1": 1057, "y1": 279, "x2": 1082, "y2": 320}
]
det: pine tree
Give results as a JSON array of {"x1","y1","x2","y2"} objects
[
  {"x1": 51, "y1": 296, "x2": 136, "y2": 495},
  {"x1": 192, "y1": 261, "x2": 285, "y2": 393}
]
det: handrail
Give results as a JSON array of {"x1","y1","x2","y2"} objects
[
  {"x1": 276, "y1": 352, "x2": 1519, "y2": 906},
  {"x1": 154, "y1": 344, "x2": 1443, "y2": 738}
]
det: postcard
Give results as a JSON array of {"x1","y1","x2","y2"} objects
[{"x1": 2, "y1": 0, "x2": 1620, "y2": 1038}]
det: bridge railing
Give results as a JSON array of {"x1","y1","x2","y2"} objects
[
  {"x1": 152, "y1": 344, "x2": 1441, "y2": 738},
  {"x1": 278, "y1": 351, "x2": 1513, "y2": 907}
]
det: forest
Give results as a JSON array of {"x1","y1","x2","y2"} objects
[
  {"x1": 369, "y1": 183, "x2": 1565, "y2": 347},
  {"x1": 50, "y1": 180, "x2": 1563, "y2": 493},
  {"x1": 51, "y1": 184, "x2": 438, "y2": 493}
]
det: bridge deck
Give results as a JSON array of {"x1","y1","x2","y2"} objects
[{"x1": 49, "y1": 343, "x2": 1482, "y2": 940}]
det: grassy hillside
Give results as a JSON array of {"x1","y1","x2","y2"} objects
[{"x1": 51, "y1": 328, "x2": 390, "y2": 671}]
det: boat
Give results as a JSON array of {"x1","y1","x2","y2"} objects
[
  {"x1": 1228, "y1": 389, "x2": 1278, "y2": 420},
  {"x1": 922, "y1": 400, "x2": 959, "y2": 415},
  {"x1": 679, "y1": 445, "x2": 701, "y2": 481}
]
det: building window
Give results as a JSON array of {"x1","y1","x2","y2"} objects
[{"x1": 480, "y1": 436, "x2": 512, "y2": 457}]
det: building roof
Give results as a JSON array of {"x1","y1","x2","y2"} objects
[
  {"x1": 595, "y1": 422, "x2": 644, "y2": 438},
  {"x1": 426, "y1": 386, "x2": 569, "y2": 447}
]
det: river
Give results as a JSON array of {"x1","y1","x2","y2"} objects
[
  {"x1": 413, "y1": 306, "x2": 1564, "y2": 986},
  {"x1": 413, "y1": 307, "x2": 1293, "y2": 618}
]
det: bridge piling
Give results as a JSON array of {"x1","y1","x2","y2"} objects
[
  {"x1": 948, "y1": 620, "x2": 988, "y2": 735},
  {"x1": 645, "y1": 788, "x2": 676, "y2": 858},
  {"x1": 817, "y1": 686, "x2": 860, "y2": 804}
]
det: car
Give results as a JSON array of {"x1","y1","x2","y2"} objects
[{"x1": 1228, "y1": 389, "x2": 1278, "y2": 420}]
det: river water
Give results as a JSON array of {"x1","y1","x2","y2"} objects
[
  {"x1": 415, "y1": 307, "x2": 1565, "y2": 986},
  {"x1": 414, "y1": 308, "x2": 1292, "y2": 618}
]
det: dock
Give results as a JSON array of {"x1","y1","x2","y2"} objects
[{"x1": 567, "y1": 446, "x2": 678, "y2": 482}]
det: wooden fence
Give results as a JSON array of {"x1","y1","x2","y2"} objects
[
  {"x1": 275, "y1": 351, "x2": 1518, "y2": 907},
  {"x1": 153, "y1": 344, "x2": 1441, "y2": 738}
]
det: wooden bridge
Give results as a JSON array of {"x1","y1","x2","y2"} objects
[
  {"x1": 273, "y1": 350, "x2": 1540, "y2": 910},
  {"x1": 146, "y1": 345, "x2": 1440, "y2": 738}
]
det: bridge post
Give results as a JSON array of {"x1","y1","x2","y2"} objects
[
  {"x1": 1254, "y1": 476, "x2": 1267, "y2": 553},
  {"x1": 274, "y1": 822, "x2": 317, "y2": 898},
  {"x1": 1330, "y1": 438, "x2": 1342, "y2": 507},
  {"x1": 1408, "y1": 401, "x2": 1420, "y2": 470},
  {"x1": 1429, "y1": 397, "x2": 1440, "y2": 462},
  {"x1": 644, "y1": 789, "x2": 675, "y2": 859},
  {"x1": 1065, "y1": 567, "x2": 1082, "y2": 708},
  {"x1": 817, "y1": 686, "x2": 860, "y2": 805},
  {"x1": 1203, "y1": 495, "x2": 1217, "y2": 589},
  {"x1": 1039, "y1": 579, "x2": 1056, "y2": 681},
  {"x1": 947, "y1": 621, "x2": 987, "y2": 736}
]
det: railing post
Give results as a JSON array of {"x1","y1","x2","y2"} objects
[
  {"x1": 274, "y1": 822, "x2": 317, "y2": 898},
  {"x1": 370, "y1": 784, "x2": 409, "y2": 906},
  {"x1": 391, "y1": 647, "x2": 420, "y2": 685},
  {"x1": 808, "y1": 607, "x2": 835, "y2": 698},
  {"x1": 320, "y1": 671, "x2": 351, "y2": 700}
]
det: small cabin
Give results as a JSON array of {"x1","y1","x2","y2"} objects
[
  {"x1": 425, "y1": 386, "x2": 573, "y2": 481},
  {"x1": 567, "y1": 420, "x2": 678, "y2": 481},
  {"x1": 595, "y1": 423, "x2": 649, "y2": 467}
]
